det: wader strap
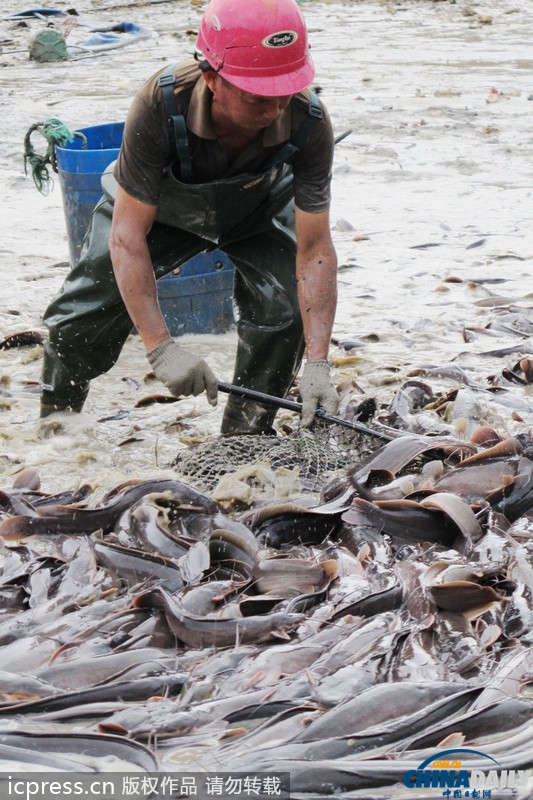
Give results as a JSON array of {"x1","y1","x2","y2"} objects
[
  {"x1": 262, "y1": 90, "x2": 324, "y2": 169},
  {"x1": 158, "y1": 64, "x2": 194, "y2": 183},
  {"x1": 158, "y1": 63, "x2": 323, "y2": 178},
  {"x1": 294, "y1": 90, "x2": 324, "y2": 148}
]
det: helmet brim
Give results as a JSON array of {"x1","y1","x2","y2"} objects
[{"x1": 221, "y1": 53, "x2": 315, "y2": 97}]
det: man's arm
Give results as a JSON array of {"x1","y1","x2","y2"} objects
[
  {"x1": 295, "y1": 206, "x2": 338, "y2": 359},
  {"x1": 108, "y1": 185, "x2": 218, "y2": 403},
  {"x1": 109, "y1": 185, "x2": 168, "y2": 352},
  {"x1": 295, "y1": 206, "x2": 339, "y2": 425}
]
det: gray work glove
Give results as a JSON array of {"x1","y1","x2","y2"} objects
[
  {"x1": 147, "y1": 338, "x2": 218, "y2": 406},
  {"x1": 299, "y1": 360, "x2": 339, "y2": 427}
]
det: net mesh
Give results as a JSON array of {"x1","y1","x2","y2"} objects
[
  {"x1": 23, "y1": 118, "x2": 80, "y2": 194},
  {"x1": 173, "y1": 421, "x2": 383, "y2": 495}
]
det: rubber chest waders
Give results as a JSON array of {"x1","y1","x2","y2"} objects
[{"x1": 41, "y1": 64, "x2": 323, "y2": 431}]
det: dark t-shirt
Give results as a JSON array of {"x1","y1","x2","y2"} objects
[{"x1": 114, "y1": 60, "x2": 334, "y2": 214}]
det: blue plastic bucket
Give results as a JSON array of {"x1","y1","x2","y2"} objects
[
  {"x1": 54, "y1": 122, "x2": 235, "y2": 337},
  {"x1": 55, "y1": 122, "x2": 124, "y2": 266},
  {"x1": 158, "y1": 251, "x2": 235, "y2": 336}
]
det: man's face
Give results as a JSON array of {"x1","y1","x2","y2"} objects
[{"x1": 205, "y1": 72, "x2": 292, "y2": 133}]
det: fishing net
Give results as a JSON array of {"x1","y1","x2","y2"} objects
[
  {"x1": 28, "y1": 28, "x2": 69, "y2": 63},
  {"x1": 23, "y1": 118, "x2": 86, "y2": 194},
  {"x1": 173, "y1": 421, "x2": 382, "y2": 495}
]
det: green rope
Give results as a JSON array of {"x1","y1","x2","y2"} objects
[{"x1": 23, "y1": 118, "x2": 86, "y2": 194}]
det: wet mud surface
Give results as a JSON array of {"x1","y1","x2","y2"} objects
[{"x1": 1, "y1": 0, "x2": 533, "y2": 792}]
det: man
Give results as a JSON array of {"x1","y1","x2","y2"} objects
[{"x1": 40, "y1": 0, "x2": 339, "y2": 434}]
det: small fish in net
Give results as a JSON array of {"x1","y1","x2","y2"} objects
[{"x1": 172, "y1": 422, "x2": 381, "y2": 495}]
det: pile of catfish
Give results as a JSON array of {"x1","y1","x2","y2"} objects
[{"x1": 2, "y1": 382, "x2": 533, "y2": 795}]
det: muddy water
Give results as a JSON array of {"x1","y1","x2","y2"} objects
[{"x1": 0, "y1": 0, "x2": 532, "y2": 495}]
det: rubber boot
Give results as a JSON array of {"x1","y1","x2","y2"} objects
[
  {"x1": 39, "y1": 341, "x2": 90, "y2": 417},
  {"x1": 40, "y1": 400, "x2": 87, "y2": 418},
  {"x1": 221, "y1": 397, "x2": 278, "y2": 435},
  {"x1": 222, "y1": 215, "x2": 304, "y2": 434}
]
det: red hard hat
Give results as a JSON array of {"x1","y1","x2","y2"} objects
[{"x1": 196, "y1": 0, "x2": 315, "y2": 97}]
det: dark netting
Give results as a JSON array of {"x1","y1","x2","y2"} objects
[{"x1": 172, "y1": 421, "x2": 382, "y2": 494}]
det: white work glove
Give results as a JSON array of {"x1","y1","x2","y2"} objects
[
  {"x1": 299, "y1": 360, "x2": 339, "y2": 427},
  {"x1": 147, "y1": 338, "x2": 218, "y2": 406}
]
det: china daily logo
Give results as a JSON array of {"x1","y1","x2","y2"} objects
[{"x1": 402, "y1": 748, "x2": 533, "y2": 797}]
